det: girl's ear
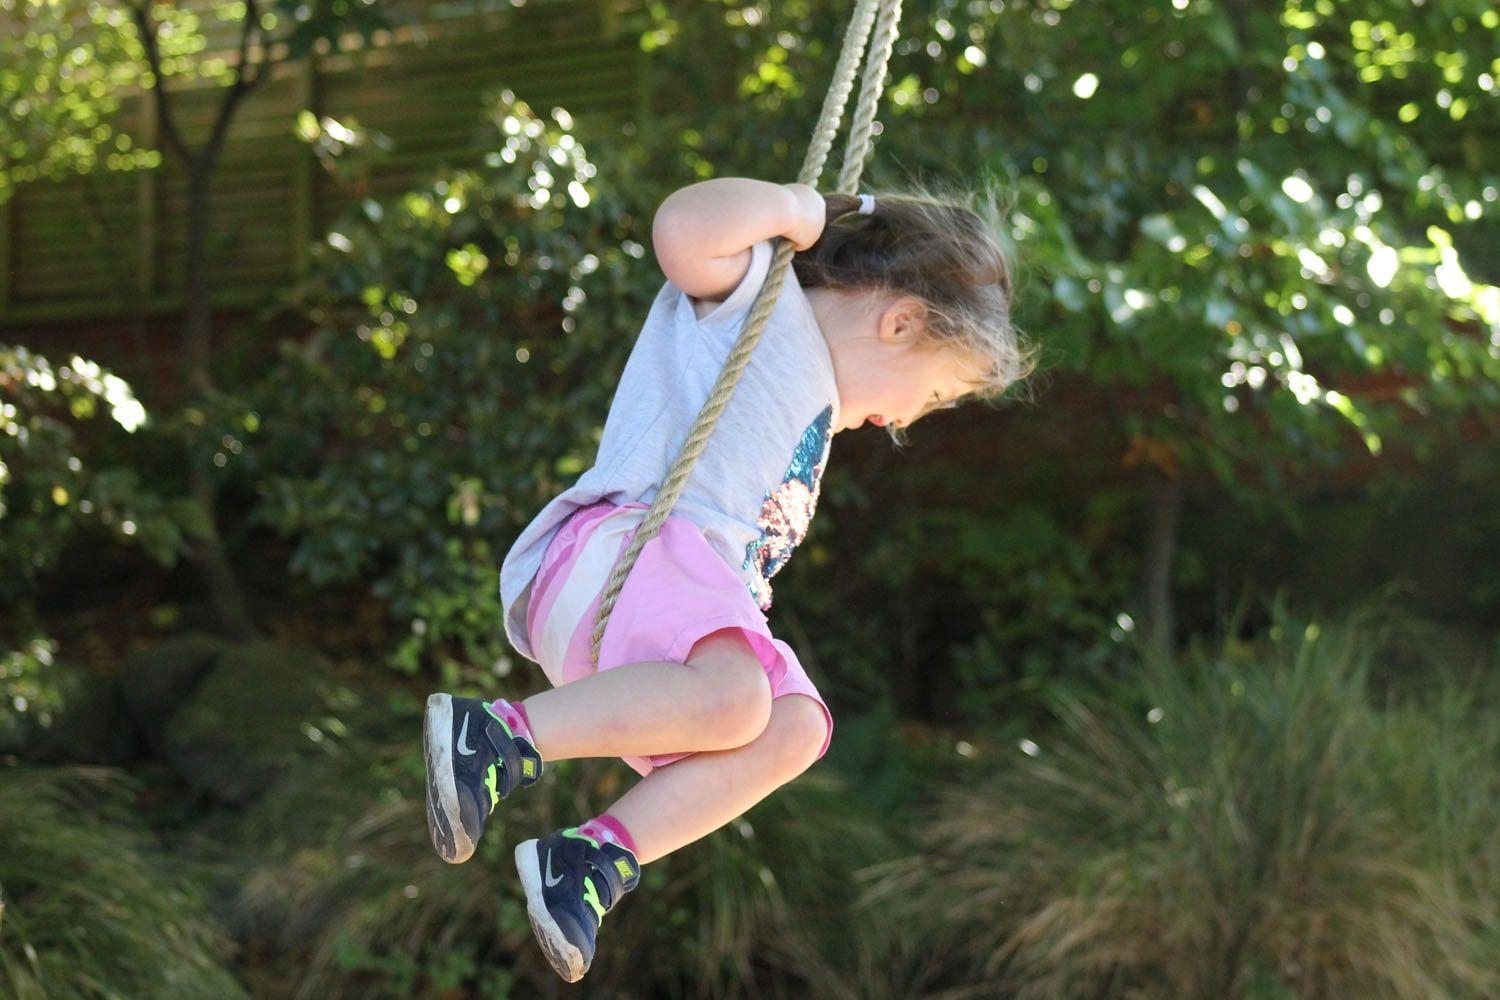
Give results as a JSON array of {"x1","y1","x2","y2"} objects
[{"x1": 878, "y1": 295, "x2": 929, "y2": 344}]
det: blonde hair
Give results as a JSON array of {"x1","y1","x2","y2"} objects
[{"x1": 792, "y1": 175, "x2": 1040, "y2": 446}]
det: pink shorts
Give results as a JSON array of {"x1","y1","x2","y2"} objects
[{"x1": 524, "y1": 499, "x2": 833, "y2": 777}]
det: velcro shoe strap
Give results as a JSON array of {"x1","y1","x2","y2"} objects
[
  {"x1": 510, "y1": 736, "x2": 544, "y2": 789},
  {"x1": 486, "y1": 721, "x2": 543, "y2": 797},
  {"x1": 590, "y1": 841, "x2": 642, "y2": 908}
]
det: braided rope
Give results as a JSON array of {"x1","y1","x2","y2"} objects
[
  {"x1": 837, "y1": 0, "x2": 903, "y2": 195},
  {"x1": 588, "y1": 0, "x2": 902, "y2": 667}
]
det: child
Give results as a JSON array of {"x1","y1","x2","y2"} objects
[{"x1": 423, "y1": 176, "x2": 1035, "y2": 982}]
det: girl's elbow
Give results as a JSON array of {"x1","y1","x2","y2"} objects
[
  {"x1": 652, "y1": 185, "x2": 708, "y2": 245},
  {"x1": 651, "y1": 206, "x2": 694, "y2": 280}
]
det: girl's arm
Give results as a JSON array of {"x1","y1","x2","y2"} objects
[{"x1": 651, "y1": 178, "x2": 825, "y2": 302}]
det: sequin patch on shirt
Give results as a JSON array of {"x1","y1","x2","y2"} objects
[{"x1": 742, "y1": 403, "x2": 835, "y2": 610}]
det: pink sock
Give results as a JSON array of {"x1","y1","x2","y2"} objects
[
  {"x1": 488, "y1": 698, "x2": 534, "y2": 744},
  {"x1": 578, "y1": 814, "x2": 639, "y2": 857}
]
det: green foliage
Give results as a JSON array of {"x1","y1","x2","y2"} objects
[
  {"x1": 242, "y1": 90, "x2": 666, "y2": 679},
  {"x1": 0, "y1": 0, "x2": 390, "y2": 200},
  {"x1": 863, "y1": 597, "x2": 1500, "y2": 997},
  {"x1": 293, "y1": 110, "x2": 395, "y2": 192},
  {"x1": 776, "y1": 458, "x2": 1145, "y2": 727},
  {"x1": 0, "y1": 345, "x2": 195, "y2": 598},
  {"x1": 0, "y1": 638, "x2": 62, "y2": 752},
  {"x1": 0, "y1": 1, "x2": 156, "y2": 200},
  {"x1": 3, "y1": 646, "x2": 138, "y2": 765},
  {"x1": 0, "y1": 0, "x2": 399, "y2": 356},
  {"x1": 0, "y1": 766, "x2": 244, "y2": 999},
  {"x1": 873, "y1": 499, "x2": 1136, "y2": 725},
  {"x1": 0, "y1": 345, "x2": 200, "y2": 731}
]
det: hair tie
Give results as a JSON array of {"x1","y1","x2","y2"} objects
[{"x1": 856, "y1": 193, "x2": 876, "y2": 215}]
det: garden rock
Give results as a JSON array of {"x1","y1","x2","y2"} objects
[
  {"x1": 162, "y1": 640, "x2": 334, "y2": 805},
  {"x1": 120, "y1": 632, "x2": 231, "y2": 751},
  {"x1": 31, "y1": 673, "x2": 140, "y2": 766}
]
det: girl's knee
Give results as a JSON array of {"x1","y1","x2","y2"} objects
[
  {"x1": 767, "y1": 694, "x2": 828, "y2": 779},
  {"x1": 685, "y1": 627, "x2": 773, "y2": 748}
]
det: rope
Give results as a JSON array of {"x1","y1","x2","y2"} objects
[{"x1": 588, "y1": 0, "x2": 904, "y2": 667}]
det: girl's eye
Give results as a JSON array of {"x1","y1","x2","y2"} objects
[{"x1": 927, "y1": 391, "x2": 958, "y2": 414}]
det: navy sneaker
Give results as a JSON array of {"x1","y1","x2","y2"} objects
[
  {"x1": 514, "y1": 827, "x2": 642, "y2": 982},
  {"x1": 423, "y1": 693, "x2": 542, "y2": 864}
]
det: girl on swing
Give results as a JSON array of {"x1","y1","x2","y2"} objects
[{"x1": 423, "y1": 175, "x2": 1035, "y2": 982}]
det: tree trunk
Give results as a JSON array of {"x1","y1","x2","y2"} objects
[
  {"x1": 1140, "y1": 467, "x2": 1183, "y2": 664},
  {"x1": 182, "y1": 165, "x2": 259, "y2": 640}
]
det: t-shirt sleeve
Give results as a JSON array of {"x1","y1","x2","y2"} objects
[{"x1": 673, "y1": 239, "x2": 775, "y2": 333}]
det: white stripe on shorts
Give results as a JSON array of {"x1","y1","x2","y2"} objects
[{"x1": 534, "y1": 505, "x2": 648, "y2": 683}]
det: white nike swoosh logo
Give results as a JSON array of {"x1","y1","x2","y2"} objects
[
  {"x1": 457, "y1": 713, "x2": 477, "y2": 756},
  {"x1": 545, "y1": 849, "x2": 564, "y2": 887}
]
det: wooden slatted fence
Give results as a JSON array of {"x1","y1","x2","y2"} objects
[{"x1": 1, "y1": 0, "x2": 647, "y2": 329}]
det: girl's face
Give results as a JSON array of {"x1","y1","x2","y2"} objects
[{"x1": 809, "y1": 289, "x2": 987, "y2": 433}]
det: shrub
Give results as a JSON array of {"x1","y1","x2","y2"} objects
[
  {"x1": 0, "y1": 345, "x2": 197, "y2": 609},
  {"x1": 0, "y1": 766, "x2": 243, "y2": 999},
  {"x1": 863, "y1": 598, "x2": 1500, "y2": 998},
  {"x1": 1, "y1": 345, "x2": 202, "y2": 752}
]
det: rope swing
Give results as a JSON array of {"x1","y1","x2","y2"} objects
[{"x1": 589, "y1": 0, "x2": 905, "y2": 668}]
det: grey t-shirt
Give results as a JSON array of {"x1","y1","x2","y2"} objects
[{"x1": 498, "y1": 238, "x2": 842, "y2": 663}]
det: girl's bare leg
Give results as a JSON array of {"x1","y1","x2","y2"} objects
[
  {"x1": 604, "y1": 694, "x2": 828, "y2": 864},
  {"x1": 520, "y1": 627, "x2": 773, "y2": 761}
]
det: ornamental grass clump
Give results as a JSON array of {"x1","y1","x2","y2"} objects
[
  {"x1": 0, "y1": 766, "x2": 243, "y2": 999},
  {"x1": 863, "y1": 599, "x2": 1500, "y2": 998}
]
